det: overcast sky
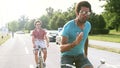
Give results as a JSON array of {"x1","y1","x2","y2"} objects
[{"x1": 0, "y1": 0, "x2": 106, "y2": 28}]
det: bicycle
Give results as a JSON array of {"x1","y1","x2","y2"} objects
[
  {"x1": 61, "y1": 64, "x2": 76, "y2": 68},
  {"x1": 34, "y1": 46, "x2": 45, "y2": 68},
  {"x1": 97, "y1": 59, "x2": 120, "y2": 68}
]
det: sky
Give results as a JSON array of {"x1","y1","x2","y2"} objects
[{"x1": 0, "y1": 0, "x2": 106, "y2": 28}]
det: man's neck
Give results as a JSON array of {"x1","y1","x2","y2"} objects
[
  {"x1": 35, "y1": 28, "x2": 41, "y2": 31},
  {"x1": 75, "y1": 19, "x2": 85, "y2": 30}
]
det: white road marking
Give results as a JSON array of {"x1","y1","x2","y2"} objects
[
  {"x1": 29, "y1": 64, "x2": 34, "y2": 68},
  {"x1": 25, "y1": 47, "x2": 29, "y2": 54}
]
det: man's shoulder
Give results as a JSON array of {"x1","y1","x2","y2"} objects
[
  {"x1": 85, "y1": 21, "x2": 91, "y2": 26},
  {"x1": 64, "y1": 20, "x2": 75, "y2": 27},
  {"x1": 86, "y1": 21, "x2": 90, "y2": 23},
  {"x1": 67, "y1": 20, "x2": 74, "y2": 24}
]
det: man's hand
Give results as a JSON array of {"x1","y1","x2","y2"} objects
[{"x1": 74, "y1": 32, "x2": 83, "y2": 45}]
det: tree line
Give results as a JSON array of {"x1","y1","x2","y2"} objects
[{"x1": 7, "y1": 0, "x2": 120, "y2": 34}]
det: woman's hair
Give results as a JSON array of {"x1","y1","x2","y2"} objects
[
  {"x1": 75, "y1": 1, "x2": 91, "y2": 15},
  {"x1": 34, "y1": 20, "x2": 42, "y2": 26}
]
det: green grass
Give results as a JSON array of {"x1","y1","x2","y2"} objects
[
  {"x1": 89, "y1": 30, "x2": 120, "y2": 43},
  {"x1": 88, "y1": 30, "x2": 120, "y2": 54},
  {"x1": 110, "y1": 30, "x2": 120, "y2": 35},
  {"x1": 0, "y1": 34, "x2": 10, "y2": 45},
  {"x1": 89, "y1": 44, "x2": 120, "y2": 54}
]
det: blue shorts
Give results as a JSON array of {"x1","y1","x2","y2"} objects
[{"x1": 61, "y1": 54, "x2": 93, "y2": 68}]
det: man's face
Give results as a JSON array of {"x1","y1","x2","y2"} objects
[
  {"x1": 77, "y1": 7, "x2": 91, "y2": 24},
  {"x1": 35, "y1": 22, "x2": 41, "y2": 29}
]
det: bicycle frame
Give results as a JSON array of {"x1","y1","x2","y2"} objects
[{"x1": 34, "y1": 46, "x2": 44, "y2": 68}]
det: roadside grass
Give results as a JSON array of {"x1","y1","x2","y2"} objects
[
  {"x1": 0, "y1": 34, "x2": 11, "y2": 45},
  {"x1": 110, "y1": 30, "x2": 120, "y2": 35},
  {"x1": 89, "y1": 30, "x2": 120, "y2": 54},
  {"x1": 89, "y1": 44, "x2": 120, "y2": 54},
  {"x1": 89, "y1": 30, "x2": 120, "y2": 43}
]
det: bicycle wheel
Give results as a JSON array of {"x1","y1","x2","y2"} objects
[{"x1": 38, "y1": 57, "x2": 44, "y2": 68}]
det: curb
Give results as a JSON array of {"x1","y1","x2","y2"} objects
[{"x1": 89, "y1": 44, "x2": 120, "y2": 54}]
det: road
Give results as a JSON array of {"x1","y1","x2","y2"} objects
[
  {"x1": 89, "y1": 40, "x2": 120, "y2": 49},
  {"x1": 0, "y1": 34, "x2": 120, "y2": 68}
]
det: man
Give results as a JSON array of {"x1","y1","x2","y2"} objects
[
  {"x1": 60, "y1": 1, "x2": 93, "y2": 68},
  {"x1": 32, "y1": 20, "x2": 49, "y2": 68}
]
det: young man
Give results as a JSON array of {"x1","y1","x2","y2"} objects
[
  {"x1": 60, "y1": 1, "x2": 93, "y2": 68},
  {"x1": 32, "y1": 20, "x2": 49, "y2": 68}
]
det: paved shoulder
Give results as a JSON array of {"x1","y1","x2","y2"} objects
[{"x1": 89, "y1": 40, "x2": 120, "y2": 49}]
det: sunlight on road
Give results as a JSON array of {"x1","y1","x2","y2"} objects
[
  {"x1": 25, "y1": 46, "x2": 29, "y2": 54},
  {"x1": 29, "y1": 64, "x2": 34, "y2": 68}
]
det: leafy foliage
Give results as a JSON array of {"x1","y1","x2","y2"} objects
[
  {"x1": 8, "y1": 21, "x2": 18, "y2": 32},
  {"x1": 39, "y1": 15, "x2": 49, "y2": 29},
  {"x1": 18, "y1": 15, "x2": 29, "y2": 30},
  {"x1": 89, "y1": 13, "x2": 108, "y2": 34},
  {"x1": 102, "y1": 0, "x2": 120, "y2": 31},
  {"x1": 7, "y1": 1, "x2": 117, "y2": 34}
]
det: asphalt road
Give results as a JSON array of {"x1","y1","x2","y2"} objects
[
  {"x1": 0, "y1": 34, "x2": 120, "y2": 68},
  {"x1": 89, "y1": 40, "x2": 120, "y2": 49}
]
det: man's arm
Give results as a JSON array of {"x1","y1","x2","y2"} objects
[
  {"x1": 60, "y1": 32, "x2": 83, "y2": 52},
  {"x1": 60, "y1": 36, "x2": 76, "y2": 52},
  {"x1": 44, "y1": 35, "x2": 49, "y2": 47},
  {"x1": 84, "y1": 38, "x2": 88, "y2": 57},
  {"x1": 32, "y1": 35, "x2": 35, "y2": 48}
]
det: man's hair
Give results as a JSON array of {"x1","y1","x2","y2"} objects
[
  {"x1": 75, "y1": 1, "x2": 91, "y2": 15},
  {"x1": 34, "y1": 20, "x2": 42, "y2": 26}
]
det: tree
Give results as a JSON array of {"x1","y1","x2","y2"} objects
[
  {"x1": 105, "y1": 0, "x2": 120, "y2": 15},
  {"x1": 48, "y1": 10, "x2": 63, "y2": 30},
  {"x1": 89, "y1": 13, "x2": 108, "y2": 34},
  {"x1": 8, "y1": 20, "x2": 19, "y2": 32},
  {"x1": 103, "y1": 0, "x2": 120, "y2": 31},
  {"x1": 39, "y1": 15, "x2": 49, "y2": 29},
  {"x1": 46, "y1": 7, "x2": 54, "y2": 18},
  {"x1": 102, "y1": 12, "x2": 117, "y2": 30},
  {"x1": 18, "y1": 15, "x2": 29, "y2": 30},
  {"x1": 64, "y1": 3, "x2": 76, "y2": 22},
  {"x1": 24, "y1": 19, "x2": 35, "y2": 32},
  {"x1": 56, "y1": 14, "x2": 66, "y2": 28},
  {"x1": 49, "y1": 14, "x2": 59, "y2": 30},
  {"x1": 97, "y1": 15, "x2": 106, "y2": 29}
]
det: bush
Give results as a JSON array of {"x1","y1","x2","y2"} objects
[{"x1": 90, "y1": 29, "x2": 109, "y2": 34}]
